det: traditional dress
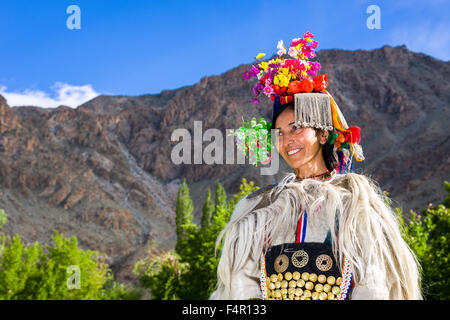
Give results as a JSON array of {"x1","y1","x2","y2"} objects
[
  {"x1": 210, "y1": 32, "x2": 422, "y2": 300},
  {"x1": 210, "y1": 170, "x2": 422, "y2": 300}
]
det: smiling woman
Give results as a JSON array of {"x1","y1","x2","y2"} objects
[
  {"x1": 210, "y1": 32, "x2": 422, "y2": 300},
  {"x1": 274, "y1": 103, "x2": 338, "y2": 179}
]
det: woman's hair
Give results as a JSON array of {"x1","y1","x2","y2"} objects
[{"x1": 274, "y1": 103, "x2": 338, "y2": 172}]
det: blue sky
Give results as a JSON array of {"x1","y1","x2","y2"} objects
[{"x1": 0, "y1": 0, "x2": 449, "y2": 108}]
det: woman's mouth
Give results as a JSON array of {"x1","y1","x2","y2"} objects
[{"x1": 287, "y1": 148, "x2": 302, "y2": 156}]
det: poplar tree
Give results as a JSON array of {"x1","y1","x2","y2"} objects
[{"x1": 175, "y1": 179, "x2": 196, "y2": 257}]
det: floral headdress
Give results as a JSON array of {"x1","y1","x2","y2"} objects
[
  {"x1": 233, "y1": 32, "x2": 364, "y2": 173},
  {"x1": 242, "y1": 31, "x2": 326, "y2": 105}
]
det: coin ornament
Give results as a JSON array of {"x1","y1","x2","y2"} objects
[
  {"x1": 274, "y1": 254, "x2": 289, "y2": 273},
  {"x1": 292, "y1": 249, "x2": 309, "y2": 268},
  {"x1": 316, "y1": 254, "x2": 333, "y2": 271}
]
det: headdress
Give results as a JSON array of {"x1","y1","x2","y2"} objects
[{"x1": 233, "y1": 31, "x2": 364, "y2": 173}]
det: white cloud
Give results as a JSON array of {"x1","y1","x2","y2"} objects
[{"x1": 0, "y1": 82, "x2": 100, "y2": 108}]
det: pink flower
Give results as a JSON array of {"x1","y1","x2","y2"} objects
[
  {"x1": 290, "y1": 38, "x2": 307, "y2": 47},
  {"x1": 307, "y1": 61, "x2": 321, "y2": 76},
  {"x1": 263, "y1": 86, "x2": 274, "y2": 97},
  {"x1": 277, "y1": 49, "x2": 286, "y2": 57},
  {"x1": 288, "y1": 47, "x2": 298, "y2": 58},
  {"x1": 249, "y1": 65, "x2": 260, "y2": 78},
  {"x1": 303, "y1": 31, "x2": 314, "y2": 39},
  {"x1": 302, "y1": 45, "x2": 315, "y2": 58},
  {"x1": 242, "y1": 70, "x2": 251, "y2": 80}
]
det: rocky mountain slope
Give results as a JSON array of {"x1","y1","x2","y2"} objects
[{"x1": 0, "y1": 45, "x2": 448, "y2": 284}]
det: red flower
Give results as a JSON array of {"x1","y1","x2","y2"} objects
[
  {"x1": 298, "y1": 77, "x2": 314, "y2": 93},
  {"x1": 287, "y1": 80, "x2": 303, "y2": 95},
  {"x1": 272, "y1": 85, "x2": 282, "y2": 95},
  {"x1": 313, "y1": 74, "x2": 328, "y2": 92}
]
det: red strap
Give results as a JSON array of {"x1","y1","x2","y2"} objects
[{"x1": 296, "y1": 215, "x2": 302, "y2": 243}]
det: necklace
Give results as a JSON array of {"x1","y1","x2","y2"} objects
[{"x1": 295, "y1": 169, "x2": 331, "y2": 181}]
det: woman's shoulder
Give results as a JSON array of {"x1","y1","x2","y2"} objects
[{"x1": 247, "y1": 183, "x2": 279, "y2": 200}]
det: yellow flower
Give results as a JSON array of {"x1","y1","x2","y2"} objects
[
  {"x1": 275, "y1": 73, "x2": 291, "y2": 87},
  {"x1": 256, "y1": 53, "x2": 266, "y2": 59},
  {"x1": 279, "y1": 67, "x2": 290, "y2": 76},
  {"x1": 259, "y1": 61, "x2": 269, "y2": 72},
  {"x1": 270, "y1": 58, "x2": 282, "y2": 65}
]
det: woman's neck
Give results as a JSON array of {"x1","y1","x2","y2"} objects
[{"x1": 294, "y1": 153, "x2": 329, "y2": 180}]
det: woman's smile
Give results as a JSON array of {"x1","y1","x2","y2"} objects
[{"x1": 287, "y1": 147, "x2": 303, "y2": 157}]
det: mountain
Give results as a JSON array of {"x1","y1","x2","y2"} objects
[{"x1": 0, "y1": 45, "x2": 449, "y2": 284}]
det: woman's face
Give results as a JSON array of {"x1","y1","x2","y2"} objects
[{"x1": 274, "y1": 108, "x2": 328, "y2": 171}]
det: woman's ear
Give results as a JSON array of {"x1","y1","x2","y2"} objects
[{"x1": 320, "y1": 130, "x2": 329, "y2": 145}]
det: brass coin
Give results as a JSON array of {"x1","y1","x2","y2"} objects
[
  {"x1": 323, "y1": 284, "x2": 331, "y2": 293},
  {"x1": 319, "y1": 292, "x2": 328, "y2": 300},
  {"x1": 275, "y1": 281, "x2": 281, "y2": 289},
  {"x1": 292, "y1": 271, "x2": 301, "y2": 280},
  {"x1": 305, "y1": 281, "x2": 314, "y2": 290},
  {"x1": 303, "y1": 290, "x2": 312, "y2": 298},
  {"x1": 281, "y1": 288, "x2": 288, "y2": 295},
  {"x1": 327, "y1": 276, "x2": 336, "y2": 285},
  {"x1": 315, "y1": 283, "x2": 324, "y2": 292},
  {"x1": 318, "y1": 274, "x2": 327, "y2": 283},
  {"x1": 336, "y1": 277, "x2": 342, "y2": 286},
  {"x1": 296, "y1": 279, "x2": 305, "y2": 288},
  {"x1": 295, "y1": 288, "x2": 303, "y2": 296},
  {"x1": 292, "y1": 250, "x2": 309, "y2": 268},
  {"x1": 274, "y1": 289, "x2": 281, "y2": 298},
  {"x1": 281, "y1": 280, "x2": 288, "y2": 288},
  {"x1": 311, "y1": 292, "x2": 319, "y2": 300},
  {"x1": 288, "y1": 287, "x2": 295, "y2": 295},
  {"x1": 268, "y1": 282, "x2": 275, "y2": 290},
  {"x1": 332, "y1": 286, "x2": 341, "y2": 295},
  {"x1": 274, "y1": 254, "x2": 289, "y2": 273},
  {"x1": 289, "y1": 280, "x2": 297, "y2": 288},
  {"x1": 277, "y1": 273, "x2": 284, "y2": 282},
  {"x1": 285, "y1": 272, "x2": 292, "y2": 281},
  {"x1": 309, "y1": 273, "x2": 318, "y2": 282},
  {"x1": 316, "y1": 254, "x2": 333, "y2": 272},
  {"x1": 270, "y1": 273, "x2": 278, "y2": 282},
  {"x1": 301, "y1": 272, "x2": 310, "y2": 281},
  {"x1": 327, "y1": 292, "x2": 335, "y2": 300}
]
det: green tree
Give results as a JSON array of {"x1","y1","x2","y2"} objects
[
  {"x1": 175, "y1": 178, "x2": 197, "y2": 257},
  {"x1": 396, "y1": 181, "x2": 450, "y2": 300},
  {"x1": 133, "y1": 244, "x2": 187, "y2": 300},
  {"x1": 0, "y1": 228, "x2": 138, "y2": 300},
  {"x1": 201, "y1": 189, "x2": 214, "y2": 230},
  {"x1": 0, "y1": 209, "x2": 7, "y2": 229},
  {"x1": 134, "y1": 178, "x2": 259, "y2": 300}
]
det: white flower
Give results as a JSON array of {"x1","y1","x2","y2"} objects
[
  {"x1": 277, "y1": 40, "x2": 285, "y2": 50},
  {"x1": 288, "y1": 47, "x2": 298, "y2": 58}
]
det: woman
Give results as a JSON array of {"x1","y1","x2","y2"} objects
[{"x1": 210, "y1": 32, "x2": 422, "y2": 300}]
